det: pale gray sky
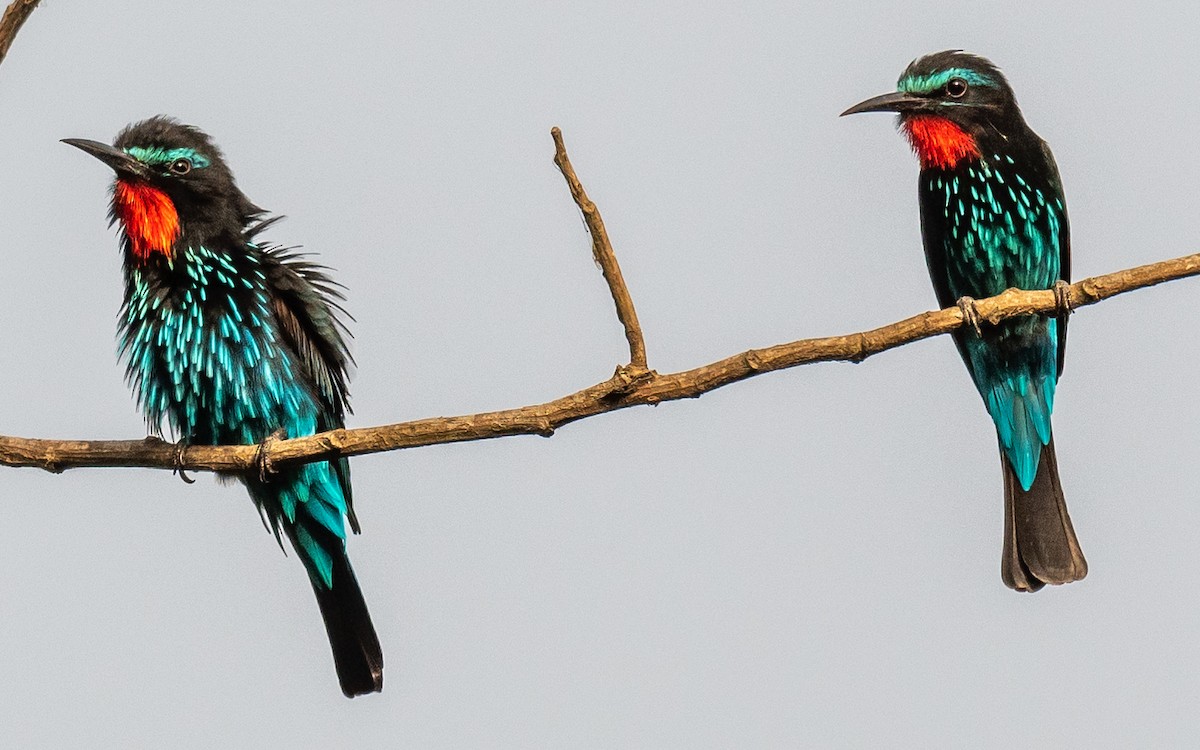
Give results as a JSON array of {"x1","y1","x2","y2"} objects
[{"x1": 1, "y1": 1, "x2": 1198, "y2": 747}]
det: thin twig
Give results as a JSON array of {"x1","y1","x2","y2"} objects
[
  {"x1": 0, "y1": 0, "x2": 40, "y2": 70},
  {"x1": 3, "y1": 250, "x2": 1199, "y2": 475},
  {"x1": 552, "y1": 127, "x2": 648, "y2": 370}
]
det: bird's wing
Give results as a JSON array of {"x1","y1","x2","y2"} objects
[
  {"x1": 1040, "y1": 139, "x2": 1070, "y2": 378},
  {"x1": 265, "y1": 248, "x2": 354, "y2": 417},
  {"x1": 260, "y1": 241, "x2": 359, "y2": 528}
]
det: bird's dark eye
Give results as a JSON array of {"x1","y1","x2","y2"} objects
[
  {"x1": 168, "y1": 158, "x2": 192, "y2": 175},
  {"x1": 945, "y1": 78, "x2": 968, "y2": 98}
]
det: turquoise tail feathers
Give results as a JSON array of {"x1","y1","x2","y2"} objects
[
  {"x1": 968, "y1": 318, "x2": 1059, "y2": 491},
  {"x1": 273, "y1": 462, "x2": 350, "y2": 589},
  {"x1": 983, "y1": 372, "x2": 1054, "y2": 490},
  {"x1": 251, "y1": 468, "x2": 382, "y2": 697}
]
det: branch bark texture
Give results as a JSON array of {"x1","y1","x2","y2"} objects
[
  {"x1": 0, "y1": 0, "x2": 39, "y2": 70},
  {"x1": 4, "y1": 252, "x2": 1198, "y2": 475}
]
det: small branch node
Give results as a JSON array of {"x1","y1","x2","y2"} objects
[
  {"x1": 606, "y1": 364, "x2": 655, "y2": 398},
  {"x1": 851, "y1": 333, "x2": 871, "y2": 364},
  {"x1": 744, "y1": 350, "x2": 765, "y2": 371}
]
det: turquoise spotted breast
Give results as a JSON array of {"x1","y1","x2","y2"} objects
[{"x1": 121, "y1": 243, "x2": 348, "y2": 586}]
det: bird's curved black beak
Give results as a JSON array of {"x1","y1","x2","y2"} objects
[
  {"x1": 840, "y1": 91, "x2": 928, "y2": 117},
  {"x1": 61, "y1": 138, "x2": 150, "y2": 179}
]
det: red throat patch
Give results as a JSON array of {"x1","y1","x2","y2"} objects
[
  {"x1": 901, "y1": 115, "x2": 981, "y2": 170},
  {"x1": 113, "y1": 180, "x2": 180, "y2": 262}
]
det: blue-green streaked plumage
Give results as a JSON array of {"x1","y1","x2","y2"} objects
[
  {"x1": 899, "y1": 67, "x2": 996, "y2": 95},
  {"x1": 923, "y1": 153, "x2": 1065, "y2": 490},
  {"x1": 125, "y1": 145, "x2": 212, "y2": 169},
  {"x1": 120, "y1": 241, "x2": 352, "y2": 587}
]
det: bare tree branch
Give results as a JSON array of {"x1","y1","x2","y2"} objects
[
  {"x1": 4, "y1": 251, "x2": 1198, "y2": 475},
  {"x1": 0, "y1": 0, "x2": 40, "y2": 70},
  {"x1": 1, "y1": 126, "x2": 1198, "y2": 476},
  {"x1": 552, "y1": 127, "x2": 648, "y2": 371}
]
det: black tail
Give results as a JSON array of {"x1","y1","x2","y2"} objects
[
  {"x1": 286, "y1": 525, "x2": 384, "y2": 697},
  {"x1": 1000, "y1": 437, "x2": 1088, "y2": 592}
]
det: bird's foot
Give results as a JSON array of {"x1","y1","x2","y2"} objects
[
  {"x1": 256, "y1": 429, "x2": 286, "y2": 484},
  {"x1": 1052, "y1": 280, "x2": 1073, "y2": 317},
  {"x1": 172, "y1": 440, "x2": 196, "y2": 485},
  {"x1": 957, "y1": 296, "x2": 983, "y2": 336}
]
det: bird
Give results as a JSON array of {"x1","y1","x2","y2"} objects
[
  {"x1": 841, "y1": 51, "x2": 1087, "y2": 591},
  {"x1": 64, "y1": 117, "x2": 383, "y2": 694}
]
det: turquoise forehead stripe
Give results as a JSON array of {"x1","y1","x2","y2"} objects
[
  {"x1": 898, "y1": 67, "x2": 995, "y2": 94},
  {"x1": 125, "y1": 146, "x2": 211, "y2": 168}
]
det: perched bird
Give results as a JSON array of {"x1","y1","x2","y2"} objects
[
  {"x1": 842, "y1": 51, "x2": 1087, "y2": 591},
  {"x1": 64, "y1": 117, "x2": 383, "y2": 694}
]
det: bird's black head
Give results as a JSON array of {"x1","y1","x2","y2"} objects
[
  {"x1": 842, "y1": 51, "x2": 1021, "y2": 125},
  {"x1": 841, "y1": 51, "x2": 1031, "y2": 169},
  {"x1": 64, "y1": 116, "x2": 262, "y2": 261}
]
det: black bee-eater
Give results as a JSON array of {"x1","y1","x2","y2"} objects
[
  {"x1": 65, "y1": 117, "x2": 384, "y2": 694},
  {"x1": 843, "y1": 51, "x2": 1087, "y2": 591}
]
